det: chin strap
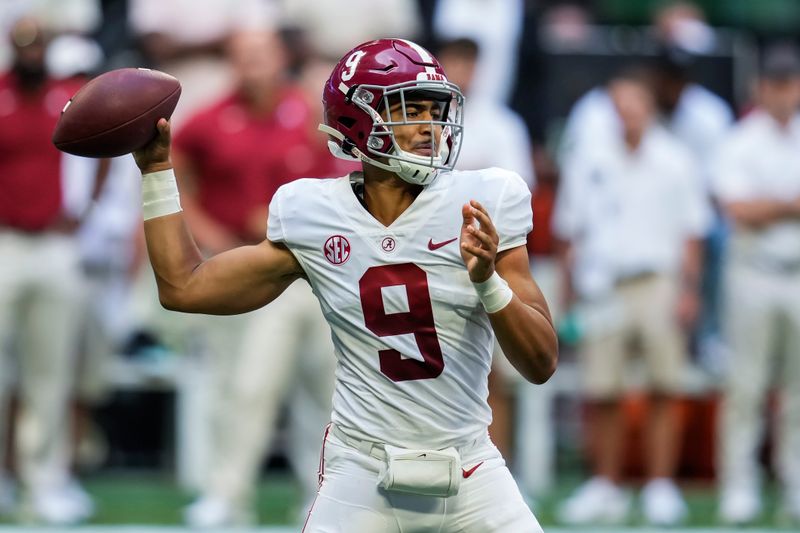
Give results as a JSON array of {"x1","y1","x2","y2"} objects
[
  {"x1": 318, "y1": 123, "x2": 439, "y2": 185},
  {"x1": 319, "y1": 123, "x2": 401, "y2": 173},
  {"x1": 318, "y1": 124, "x2": 359, "y2": 161}
]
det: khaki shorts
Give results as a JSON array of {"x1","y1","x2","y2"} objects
[{"x1": 578, "y1": 274, "x2": 687, "y2": 399}]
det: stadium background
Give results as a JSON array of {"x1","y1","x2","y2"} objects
[{"x1": 1, "y1": 0, "x2": 799, "y2": 530}]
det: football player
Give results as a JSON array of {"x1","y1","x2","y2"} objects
[{"x1": 133, "y1": 38, "x2": 557, "y2": 532}]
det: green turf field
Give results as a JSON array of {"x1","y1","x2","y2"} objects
[{"x1": 0, "y1": 473, "x2": 794, "y2": 531}]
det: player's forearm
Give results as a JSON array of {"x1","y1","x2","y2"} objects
[
  {"x1": 143, "y1": 213, "x2": 206, "y2": 310},
  {"x1": 725, "y1": 199, "x2": 800, "y2": 228},
  {"x1": 490, "y1": 299, "x2": 559, "y2": 384}
]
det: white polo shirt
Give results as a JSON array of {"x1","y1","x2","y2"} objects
[
  {"x1": 454, "y1": 97, "x2": 535, "y2": 189},
  {"x1": 711, "y1": 110, "x2": 800, "y2": 267},
  {"x1": 554, "y1": 124, "x2": 712, "y2": 298},
  {"x1": 669, "y1": 84, "x2": 734, "y2": 177}
]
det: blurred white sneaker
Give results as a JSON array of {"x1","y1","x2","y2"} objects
[
  {"x1": 64, "y1": 479, "x2": 95, "y2": 519},
  {"x1": 557, "y1": 476, "x2": 631, "y2": 525},
  {"x1": 719, "y1": 486, "x2": 760, "y2": 525},
  {"x1": 184, "y1": 495, "x2": 254, "y2": 528},
  {"x1": 29, "y1": 484, "x2": 92, "y2": 525},
  {"x1": 641, "y1": 478, "x2": 688, "y2": 526}
]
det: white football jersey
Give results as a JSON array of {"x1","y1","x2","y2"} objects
[{"x1": 268, "y1": 168, "x2": 532, "y2": 449}]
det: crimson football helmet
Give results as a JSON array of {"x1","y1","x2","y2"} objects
[{"x1": 319, "y1": 38, "x2": 464, "y2": 186}]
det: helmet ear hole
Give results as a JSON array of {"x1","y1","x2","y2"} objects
[{"x1": 337, "y1": 116, "x2": 356, "y2": 129}]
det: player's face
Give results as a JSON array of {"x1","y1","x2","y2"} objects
[
  {"x1": 760, "y1": 76, "x2": 800, "y2": 120},
  {"x1": 609, "y1": 79, "x2": 655, "y2": 137},
  {"x1": 227, "y1": 30, "x2": 286, "y2": 92},
  {"x1": 386, "y1": 99, "x2": 445, "y2": 157},
  {"x1": 10, "y1": 18, "x2": 45, "y2": 72},
  {"x1": 439, "y1": 52, "x2": 477, "y2": 95}
]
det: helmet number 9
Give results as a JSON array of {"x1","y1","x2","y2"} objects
[{"x1": 341, "y1": 50, "x2": 367, "y2": 82}]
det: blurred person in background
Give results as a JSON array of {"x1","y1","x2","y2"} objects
[
  {"x1": 128, "y1": 0, "x2": 276, "y2": 128},
  {"x1": 436, "y1": 37, "x2": 534, "y2": 188},
  {"x1": 651, "y1": 46, "x2": 735, "y2": 375},
  {"x1": 46, "y1": 32, "x2": 142, "y2": 473},
  {"x1": 652, "y1": 0, "x2": 717, "y2": 56},
  {"x1": 560, "y1": 1, "x2": 734, "y2": 374},
  {"x1": 280, "y1": 0, "x2": 420, "y2": 63},
  {"x1": 712, "y1": 43, "x2": 800, "y2": 527},
  {"x1": 553, "y1": 69, "x2": 712, "y2": 526},
  {"x1": 436, "y1": 36, "x2": 534, "y2": 466},
  {"x1": 430, "y1": 0, "x2": 524, "y2": 105},
  {"x1": 0, "y1": 17, "x2": 96, "y2": 525},
  {"x1": 70, "y1": 154, "x2": 142, "y2": 471},
  {"x1": 0, "y1": 0, "x2": 101, "y2": 71},
  {"x1": 168, "y1": 28, "x2": 347, "y2": 528}
]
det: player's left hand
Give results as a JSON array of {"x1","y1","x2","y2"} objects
[{"x1": 460, "y1": 200, "x2": 499, "y2": 283}]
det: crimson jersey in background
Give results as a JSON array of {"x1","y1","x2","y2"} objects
[
  {"x1": 527, "y1": 181, "x2": 557, "y2": 257},
  {"x1": 0, "y1": 74, "x2": 82, "y2": 231},
  {"x1": 173, "y1": 87, "x2": 358, "y2": 241}
]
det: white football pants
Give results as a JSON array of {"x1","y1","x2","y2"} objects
[{"x1": 303, "y1": 427, "x2": 543, "y2": 532}]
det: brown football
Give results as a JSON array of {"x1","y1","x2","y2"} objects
[{"x1": 52, "y1": 67, "x2": 181, "y2": 158}]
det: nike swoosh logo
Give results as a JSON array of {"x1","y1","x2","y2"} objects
[
  {"x1": 428, "y1": 237, "x2": 458, "y2": 251},
  {"x1": 462, "y1": 461, "x2": 484, "y2": 479}
]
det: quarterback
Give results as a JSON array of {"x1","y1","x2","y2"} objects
[{"x1": 133, "y1": 39, "x2": 557, "y2": 532}]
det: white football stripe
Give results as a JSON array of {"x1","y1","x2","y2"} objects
[{"x1": 400, "y1": 39, "x2": 437, "y2": 75}]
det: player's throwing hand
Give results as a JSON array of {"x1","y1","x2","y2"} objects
[
  {"x1": 133, "y1": 118, "x2": 173, "y2": 174},
  {"x1": 460, "y1": 199, "x2": 499, "y2": 283}
]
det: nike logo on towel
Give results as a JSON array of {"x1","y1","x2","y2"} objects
[
  {"x1": 462, "y1": 461, "x2": 484, "y2": 478},
  {"x1": 428, "y1": 237, "x2": 458, "y2": 250}
]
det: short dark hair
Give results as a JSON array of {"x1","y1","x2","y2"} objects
[
  {"x1": 761, "y1": 42, "x2": 800, "y2": 80},
  {"x1": 654, "y1": 45, "x2": 696, "y2": 81},
  {"x1": 607, "y1": 63, "x2": 655, "y2": 90}
]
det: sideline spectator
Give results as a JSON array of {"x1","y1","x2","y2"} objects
[
  {"x1": 128, "y1": 0, "x2": 275, "y2": 127},
  {"x1": 713, "y1": 43, "x2": 800, "y2": 526},
  {"x1": 0, "y1": 17, "x2": 95, "y2": 525},
  {"x1": 554, "y1": 69, "x2": 712, "y2": 526}
]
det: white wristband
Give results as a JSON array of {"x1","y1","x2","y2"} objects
[
  {"x1": 142, "y1": 169, "x2": 182, "y2": 220},
  {"x1": 473, "y1": 272, "x2": 514, "y2": 314}
]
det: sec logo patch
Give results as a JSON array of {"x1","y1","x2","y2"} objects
[{"x1": 324, "y1": 235, "x2": 351, "y2": 265}]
